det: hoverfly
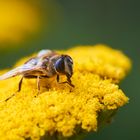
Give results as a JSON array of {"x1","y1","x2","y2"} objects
[{"x1": 0, "y1": 50, "x2": 74, "y2": 94}]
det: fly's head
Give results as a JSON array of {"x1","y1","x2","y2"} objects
[{"x1": 55, "y1": 55, "x2": 73, "y2": 78}]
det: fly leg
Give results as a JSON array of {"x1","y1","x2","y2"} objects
[
  {"x1": 56, "y1": 75, "x2": 59, "y2": 83},
  {"x1": 22, "y1": 75, "x2": 41, "y2": 96},
  {"x1": 57, "y1": 75, "x2": 74, "y2": 87},
  {"x1": 67, "y1": 76, "x2": 75, "y2": 87},
  {"x1": 1, "y1": 76, "x2": 24, "y2": 102},
  {"x1": 0, "y1": 93, "x2": 16, "y2": 103},
  {"x1": 18, "y1": 76, "x2": 24, "y2": 92}
]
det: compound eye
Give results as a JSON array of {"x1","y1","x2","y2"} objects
[
  {"x1": 68, "y1": 57, "x2": 73, "y2": 64},
  {"x1": 64, "y1": 56, "x2": 73, "y2": 77},
  {"x1": 55, "y1": 58, "x2": 65, "y2": 73}
]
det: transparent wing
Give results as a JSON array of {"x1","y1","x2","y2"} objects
[
  {"x1": 0, "y1": 63, "x2": 39, "y2": 80},
  {"x1": 37, "y1": 49, "x2": 53, "y2": 57},
  {"x1": 0, "y1": 50, "x2": 53, "y2": 80}
]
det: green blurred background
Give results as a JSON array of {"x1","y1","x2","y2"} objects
[{"x1": 0, "y1": 0, "x2": 139, "y2": 140}]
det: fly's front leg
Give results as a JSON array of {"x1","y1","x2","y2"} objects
[
  {"x1": 67, "y1": 76, "x2": 75, "y2": 87},
  {"x1": 57, "y1": 75, "x2": 74, "y2": 87}
]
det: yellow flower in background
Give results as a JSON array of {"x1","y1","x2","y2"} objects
[
  {"x1": 0, "y1": 0, "x2": 40, "y2": 43},
  {"x1": 0, "y1": 45, "x2": 131, "y2": 140}
]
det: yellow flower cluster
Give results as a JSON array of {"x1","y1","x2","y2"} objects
[
  {"x1": 0, "y1": 45, "x2": 131, "y2": 140},
  {"x1": 66, "y1": 45, "x2": 131, "y2": 83}
]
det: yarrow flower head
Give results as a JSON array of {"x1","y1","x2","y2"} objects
[{"x1": 0, "y1": 45, "x2": 131, "y2": 140}]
